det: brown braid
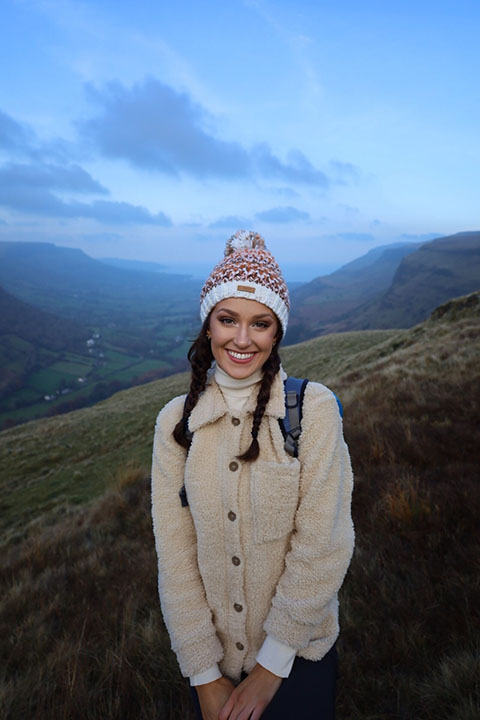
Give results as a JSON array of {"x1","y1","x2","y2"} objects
[
  {"x1": 173, "y1": 317, "x2": 283, "y2": 461},
  {"x1": 173, "y1": 317, "x2": 213, "y2": 449},
  {"x1": 237, "y1": 330, "x2": 283, "y2": 462}
]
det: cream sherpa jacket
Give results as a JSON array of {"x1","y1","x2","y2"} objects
[{"x1": 151, "y1": 371, "x2": 354, "y2": 682}]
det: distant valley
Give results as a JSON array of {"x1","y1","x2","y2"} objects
[
  {"x1": 1, "y1": 231, "x2": 479, "y2": 428},
  {"x1": 0, "y1": 241, "x2": 202, "y2": 427}
]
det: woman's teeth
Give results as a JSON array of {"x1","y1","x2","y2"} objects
[{"x1": 228, "y1": 351, "x2": 254, "y2": 359}]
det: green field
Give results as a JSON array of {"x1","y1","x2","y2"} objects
[{"x1": 0, "y1": 338, "x2": 177, "y2": 428}]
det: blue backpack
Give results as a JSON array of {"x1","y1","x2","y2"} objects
[
  {"x1": 280, "y1": 377, "x2": 343, "y2": 458},
  {"x1": 178, "y1": 376, "x2": 343, "y2": 505}
]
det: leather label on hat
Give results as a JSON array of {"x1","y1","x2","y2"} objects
[{"x1": 237, "y1": 285, "x2": 255, "y2": 293}]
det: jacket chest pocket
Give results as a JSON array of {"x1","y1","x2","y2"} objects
[{"x1": 250, "y1": 459, "x2": 300, "y2": 543}]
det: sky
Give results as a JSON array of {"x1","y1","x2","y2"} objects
[{"x1": 0, "y1": 0, "x2": 479, "y2": 280}]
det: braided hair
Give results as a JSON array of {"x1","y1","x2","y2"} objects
[
  {"x1": 173, "y1": 317, "x2": 213, "y2": 450},
  {"x1": 173, "y1": 315, "x2": 283, "y2": 462}
]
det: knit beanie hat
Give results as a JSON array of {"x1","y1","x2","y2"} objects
[{"x1": 200, "y1": 230, "x2": 290, "y2": 334}]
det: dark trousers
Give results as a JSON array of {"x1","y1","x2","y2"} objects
[{"x1": 190, "y1": 644, "x2": 338, "y2": 719}]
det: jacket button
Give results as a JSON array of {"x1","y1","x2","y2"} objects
[
  {"x1": 231, "y1": 417, "x2": 240, "y2": 426},
  {"x1": 228, "y1": 511, "x2": 236, "y2": 521},
  {"x1": 236, "y1": 642, "x2": 244, "y2": 651},
  {"x1": 233, "y1": 603, "x2": 243, "y2": 613},
  {"x1": 232, "y1": 556, "x2": 240, "y2": 566},
  {"x1": 229, "y1": 461, "x2": 239, "y2": 472}
]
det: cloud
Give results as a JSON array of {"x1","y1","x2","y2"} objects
[
  {"x1": 77, "y1": 200, "x2": 171, "y2": 225},
  {"x1": 209, "y1": 215, "x2": 252, "y2": 229},
  {"x1": 0, "y1": 110, "x2": 33, "y2": 153},
  {"x1": 253, "y1": 145, "x2": 328, "y2": 186},
  {"x1": 0, "y1": 109, "x2": 74, "y2": 164},
  {"x1": 338, "y1": 204, "x2": 360, "y2": 218},
  {"x1": 0, "y1": 161, "x2": 108, "y2": 195},
  {"x1": 0, "y1": 108, "x2": 172, "y2": 226},
  {"x1": 81, "y1": 79, "x2": 250, "y2": 178},
  {"x1": 329, "y1": 160, "x2": 361, "y2": 184},
  {"x1": 80, "y1": 78, "x2": 330, "y2": 185},
  {"x1": 255, "y1": 206, "x2": 310, "y2": 223},
  {"x1": 0, "y1": 164, "x2": 171, "y2": 225}
]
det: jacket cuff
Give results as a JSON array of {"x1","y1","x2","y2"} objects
[
  {"x1": 256, "y1": 635, "x2": 296, "y2": 678},
  {"x1": 190, "y1": 664, "x2": 222, "y2": 686},
  {"x1": 174, "y1": 634, "x2": 224, "y2": 678},
  {"x1": 264, "y1": 598, "x2": 335, "y2": 651}
]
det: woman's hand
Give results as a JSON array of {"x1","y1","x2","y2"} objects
[
  {"x1": 218, "y1": 663, "x2": 282, "y2": 720},
  {"x1": 196, "y1": 676, "x2": 236, "y2": 720}
]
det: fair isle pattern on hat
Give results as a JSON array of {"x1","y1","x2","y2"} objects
[{"x1": 200, "y1": 231, "x2": 290, "y2": 334}]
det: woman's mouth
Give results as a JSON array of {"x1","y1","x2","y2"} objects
[{"x1": 226, "y1": 350, "x2": 256, "y2": 363}]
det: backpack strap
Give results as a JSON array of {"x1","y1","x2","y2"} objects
[
  {"x1": 279, "y1": 377, "x2": 344, "y2": 457},
  {"x1": 334, "y1": 393, "x2": 343, "y2": 418},
  {"x1": 178, "y1": 397, "x2": 192, "y2": 507},
  {"x1": 279, "y1": 376, "x2": 309, "y2": 458}
]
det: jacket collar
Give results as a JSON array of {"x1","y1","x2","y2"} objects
[{"x1": 188, "y1": 370, "x2": 286, "y2": 432}]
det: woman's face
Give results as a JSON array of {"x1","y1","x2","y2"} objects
[{"x1": 208, "y1": 297, "x2": 279, "y2": 379}]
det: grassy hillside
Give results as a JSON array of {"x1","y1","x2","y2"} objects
[{"x1": 1, "y1": 292, "x2": 479, "y2": 719}]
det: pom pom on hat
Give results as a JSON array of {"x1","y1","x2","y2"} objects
[
  {"x1": 200, "y1": 230, "x2": 289, "y2": 334},
  {"x1": 225, "y1": 230, "x2": 265, "y2": 256}
]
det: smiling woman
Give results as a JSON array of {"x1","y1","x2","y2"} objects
[{"x1": 150, "y1": 231, "x2": 355, "y2": 719}]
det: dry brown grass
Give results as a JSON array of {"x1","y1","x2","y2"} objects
[
  {"x1": 0, "y1": 468, "x2": 193, "y2": 720},
  {"x1": 333, "y1": 302, "x2": 480, "y2": 718},
  {"x1": 1, "y1": 293, "x2": 479, "y2": 719}
]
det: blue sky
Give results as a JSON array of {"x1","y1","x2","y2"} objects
[{"x1": 0, "y1": 0, "x2": 478, "y2": 279}]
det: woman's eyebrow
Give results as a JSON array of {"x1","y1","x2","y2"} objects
[
  {"x1": 251, "y1": 313, "x2": 274, "y2": 320},
  {"x1": 215, "y1": 308, "x2": 274, "y2": 320}
]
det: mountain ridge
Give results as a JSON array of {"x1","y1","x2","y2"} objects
[
  {"x1": 287, "y1": 231, "x2": 480, "y2": 341},
  {"x1": 0, "y1": 240, "x2": 201, "y2": 320},
  {"x1": 336, "y1": 231, "x2": 480, "y2": 331},
  {"x1": 285, "y1": 240, "x2": 422, "y2": 343}
]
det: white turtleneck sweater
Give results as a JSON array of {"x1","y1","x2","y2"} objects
[{"x1": 190, "y1": 364, "x2": 296, "y2": 687}]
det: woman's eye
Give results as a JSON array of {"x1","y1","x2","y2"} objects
[
  {"x1": 254, "y1": 322, "x2": 269, "y2": 329},
  {"x1": 219, "y1": 317, "x2": 234, "y2": 325}
]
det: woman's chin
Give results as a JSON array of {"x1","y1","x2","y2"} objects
[{"x1": 220, "y1": 357, "x2": 260, "y2": 378}]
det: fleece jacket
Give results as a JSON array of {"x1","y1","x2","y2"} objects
[{"x1": 151, "y1": 370, "x2": 355, "y2": 682}]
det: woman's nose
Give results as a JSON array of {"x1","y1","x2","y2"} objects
[{"x1": 234, "y1": 324, "x2": 251, "y2": 347}]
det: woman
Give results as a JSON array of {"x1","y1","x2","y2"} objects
[{"x1": 151, "y1": 231, "x2": 354, "y2": 719}]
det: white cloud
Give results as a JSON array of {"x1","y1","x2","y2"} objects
[{"x1": 255, "y1": 206, "x2": 310, "y2": 223}]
